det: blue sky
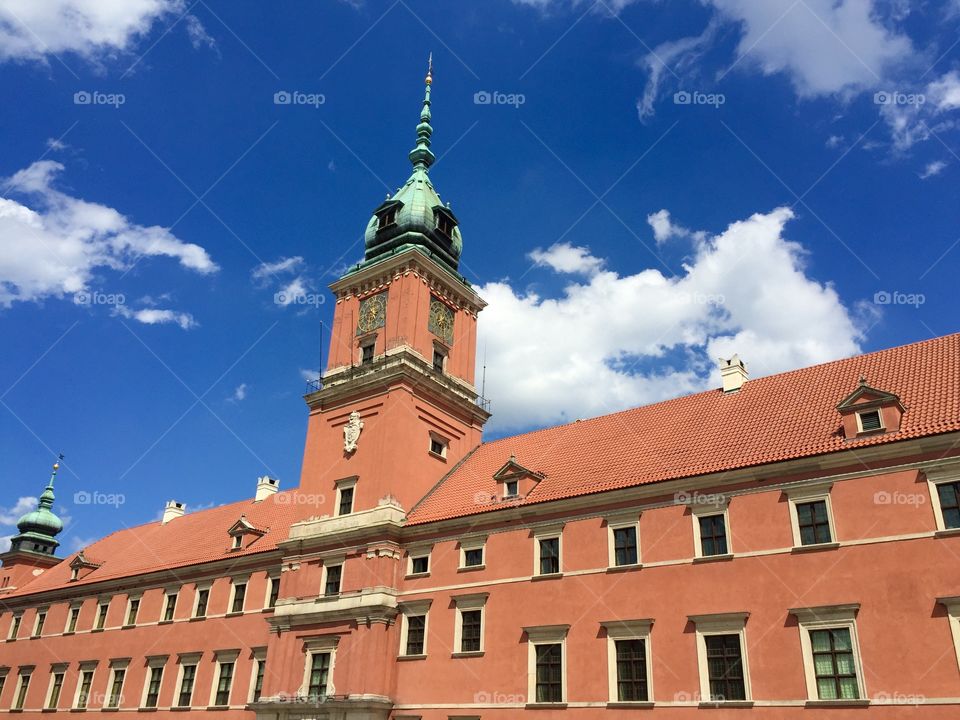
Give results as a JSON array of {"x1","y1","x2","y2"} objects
[{"x1": 1, "y1": 0, "x2": 958, "y2": 553}]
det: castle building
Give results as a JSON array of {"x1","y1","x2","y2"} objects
[{"x1": 2, "y1": 63, "x2": 960, "y2": 720}]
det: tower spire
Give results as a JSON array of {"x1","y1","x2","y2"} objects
[
  {"x1": 7, "y1": 455, "x2": 65, "y2": 557},
  {"x1": 408, "y1": 53, "x2": 435, "y2": 170}
]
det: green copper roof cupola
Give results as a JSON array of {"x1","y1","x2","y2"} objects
[
  {"x1": 10, "y1": 456, "x2": 65, "y2": 557},
  {"x1": 358, "y1": 55, "x2": 465, "y2": 279}
]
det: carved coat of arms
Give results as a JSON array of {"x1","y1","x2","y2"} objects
[{"x1": 343, "y1": 411, "x2": 364, "y2": 453}]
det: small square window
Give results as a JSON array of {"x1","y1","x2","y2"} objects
[
  {"x1": 857, "y1": 410, "x2": 882, "y2": 433},
  {"x1": 505, "y1": 480, "x2": 519, "y2": 497},
  {"x1": 464, "y1": 548, "x2": 483, "y2": 567},
  {"x1": 429, "y1": 437, "x2": 447, "y2": 456},
  {"x1": 410, "y1": 555, "x2": 429, "y2": 575}
]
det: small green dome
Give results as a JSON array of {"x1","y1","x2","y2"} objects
[{"x1": 9, "y1": 459, "x2": 64, "y2": 556}]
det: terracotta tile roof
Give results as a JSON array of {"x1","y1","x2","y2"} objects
[
  {"x1": 5, "y1": 490, "x2": 303, "y2": 599},
  {"x1": 408, "y1": 333, "x2": 960, "y2": 525}
]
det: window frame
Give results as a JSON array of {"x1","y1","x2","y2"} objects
[
  {"x1": 125, "y1": 595, "x2": 141, "y2": 627},
  {"x1": 689, "y1": 612, "x2": 752, "y2": 704},
  {"x1": 265, "y1": 574, "x2": 280, "y2": 609},
  {"x1": 33, "y1": 608, "x2": 47, "y2": 637},
  {"x1": 229, "y1": 577, "x2": 248, "y2": 614},
  {"x1": 601, "y1": 619, "x2": 653, "y2": 705},
  {"x1": 523, "y1": 625, "x2": 569, "y2": 706},
  {"x1": 301, "y1": 636, "x2": 338, "y2": 699},
  {"x1": 13, "y1": 669, "x2": 32, "y2": 711},
  {"x1": 855, "y1": 409, "x2": 884, "y2": 434},
  {"x1": 334, "y1": 478, "x2": 357, "y2": 517},
  {"x1": 174, "y1": 654, "x2": 201, "y2": 709},
  {"x1": 428, "y1": 432, "x2": 449, "y2": 459},
  {"x1": 790, "y1": 604, "x2": 866, "y2": 704},
  {"x1": 785, "y1": 483, "x2": 838, "y2": 549},
  {"x1": 209, "y1": 651, "x2": 239, "y2": 708},
  {"x1": 72, "y1": 664, "x2": 96, "y2": 710},
  {"x1": 458, "y1": 536, "x2": 486, "y2": 570},
  {"x1": 533, "y1": 525, "x2": 564, "y2": 577},
  {"x1": 94, "y1": 598, "x2": 111, "y2": 630},
  {"x1": 689, "y1": 499, "x2": 732, "y2": 559},
  {"x1": 106, "y1": 659, "x2": 129, "y2": 709},
  {"x1": 140, "y1": 656, "x2": 167, "y2": 709},
  {"x1": 927, "y1": 466, "x2": 960, "y2": 533},
  {"x1": 65, "y1": 604, "x2": 81, "y2": 634},
  {"x1": 162, "y1": 589, "x2": 179, "y2": 623},
  {"x1": 406, "y1": 546, "x2": 432, "y2": 577},
  {"x1": 193, "y1": 584, "x2": 211, "y2": 619},
  {"x1": 45, "y1": 665, "x2": 67, "y2": 710},
  {"x1": 8, "y1": 614, "x2": 21, "y2": 640},
  {"x1": 322, "y1": 561, "x2": 343, "y2": 597},
  {"x1": 452, "y1": 593, "x2": 488, "y2": 656},
  {"x1": 606, "y1": 513, "x2": 641, "y2": 568},
  {"x1": 249, "y1": 649, "x2": 267, "y2": 703},
  {"x1": 398, "y1": 600, "x2": 432, "y2": 658}
]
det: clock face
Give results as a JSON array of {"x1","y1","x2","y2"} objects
[
  {"x1": 356, "y1": 292, "x2": 387, "y2": 335},
  {"x1": 428, "y1": 297, "x2": 455, "y2": 345}
]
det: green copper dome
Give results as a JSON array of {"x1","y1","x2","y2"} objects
[
  {"x1": 354, "y1": 58, "x2": 465, "y2": 279},
  {"x1": 9, "y1": 459, "x2": 64, "y2": 556}
]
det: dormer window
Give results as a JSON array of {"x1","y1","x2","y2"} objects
[
  {"x1": 505, "y1": 480, "x2": 519, "y2": 498},
  {"x1": 836, "y1": 377, "x2": 905, "y2": 440},
  {"x1": 493, "y1": 455, "x2": 544, "y2": 500},
  {"x1": 227, "y1": 516, "x2": 265, "y2": 552},
  {"x1": 232, "y1": 535, "x2": 243, "y2": 550},
  {"x1": 433, "y1": 205, "x2": 459, "y2": 240},
  {"x1": 856, "y1": 410, "x2": 883, "y2": 433},
  {"x1": 377, "y1": 207, "x2": 397, "y2": 229}
]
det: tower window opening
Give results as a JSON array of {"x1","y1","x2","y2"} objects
[
  {"x1": 436, "y1": 213, "x2": 455, "y2": 237},
  {"x1": 378, "y1": 208, "x2": 397, "y2": 229},
  {"x1": 361, "y1": 343, "x2": 374, "y2": 365},
  {"x1": 433, "y1": 348, "x2": 446, "y2": 372}
]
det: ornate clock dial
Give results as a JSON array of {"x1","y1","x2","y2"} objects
[
  {"x1": 428, "y1": 297, "x2": 455, "y2": 344},
  {"x1": 356, "y1": 292, "x2": 387, "y2": 335}
]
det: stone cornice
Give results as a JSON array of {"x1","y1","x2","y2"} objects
[{"x1": 268, "y1": 587, "x2": 399, "y2": 629}]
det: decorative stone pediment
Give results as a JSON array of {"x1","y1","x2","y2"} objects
[
  {"x1": 836, "y1": 376, "x2": 906, "y2": 439},
  {"x1": 228, "y1": 515, "x2": 266, "y2": 550},
  {"x1": 69, "y1": 551, "x2": 103, "y2": 581},
  {"x1": 493, "y1": 455, "x2": 545, "y2": 499}
]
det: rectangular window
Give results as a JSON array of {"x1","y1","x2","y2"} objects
[
  {"x1": 214, "y1": 662, "x2": 234, "y2": 706},
  {"x1": 307, "y1": 653, "x2": 330, "y2": 699},
  {"x1": 126, "y1": 598, "x2": 140, "y2": 626},
  {"x1": 361, "y1": 344, "x2": 374, "y2": 365},
  {"x1": 858, "y1": 410, "x2": 882, "y2": 432},
  {"x1": 937, "y1": 481, "x2": 960, "y2": 530},
  {"x1": 75, "y1": 670, "x2": 94, "y2": 709},
  {"x1": 698, "y1": 514, "x2": 728, "y2": 556},
  {"x1": 535, "y1": 644, "x2": 563, "y2": 703},
  {"x1": 268, "y1": 577, "x2": 280, "y2": 608},
  {"x1": 324, "y1": 565, "x2": 342, "y2": 596},
  {"x1": 231, "y1": 583, "x2": 246, "y2": 613},
  {"x1": 95, "y1": 603, "x2": 108, "y2": 630},
  {"x1": 410, "y1": 555, "x2": 429, "y2": 575},
  {"x1": 615, "y1": 639, "x2": 648, "y2": 702},
  {"x1": 539, "y1": 537, "x2": 560, "y2": 575},
  {"x1": 177, "y1": 665, "x2": 196, "y2": 707},
  {"x1": 47, "y1": 672, "x2": 64, "y2": 709},
  {"x1": 797, "y1": 500, "x2": 832, "y2": 545},
  {"x1": 705, "y1": 634, "x2": 746, "y2": 701},
  {"x1": 144, "y1": 667, "x2": 163, "y2": 708},
  {"x1": 194, "y1": 588, "x2": 209, "y2": 618},
  {"x1": 811, "y1": 628, "x2": 860, "y2": 700},
  {"x1": 0, "y1": 675, "x2": 6, "y2": 702},
  {"x1": 505, "y1": 479, "x2": 519, "y2": 497},
  {"x1": 461, "y1": 610, "x2": 482, "y2": 653},
  {"x1": 164, "y1": 593, "x2": 177, "y2": 622},
  {"x1": 33, "y1": 611, "x2": 46, "y2": 637},
  {"x1": 429, "y1": 437, "x2": 446, "y2": 455},
  {"x1": 107, "y1": 668, "x2": 125, "y2": 708},
  {"x1": 252, "y1": 660, "x2": 265, "y2": 702},
  {"x1": 613, "y1": 526, "x2": 639, "y2": 566},
  {"x1": 405, "y1": 615, "x2": 426, "y2": 655},
  {"x1": 14, "y1": 673, "x2": 30, "y2": 710},
  {"x1": 66, "y1": 607, "x2": 80, "y2": 633},
  {"x1": 9, "y1": 615, "x2": 21, "y2": 640},
  {"x1": 337, "y1": 486, "x2": 354, "y2": 516},
  {"x1": 432, "y1": 349, "x2": 445, "y2": 372},
  {"x1": 463, "y1": 547, "x2": 484, "y2": 567}
]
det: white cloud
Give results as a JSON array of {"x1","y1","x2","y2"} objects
[
  {"x1": 825, "y1": 134, "x2": 845, "y2": 149},
  {"x1": 530, "y1": 242, "x2": 605, "y2": 276},
  {"x1": 646, "y1": 208, "x2": 706, "y2": 245},
  {"x1": 478, "y1": 207, "x2": 861, "y2": 431},
  {"x1": 920, "y1": 160, "x2": 948, "y2": 179},
  {"x1": 0, "y1": 0, "x2": 211, "y2": 63},
  {"x1": 251, "y1": 256, "x2": 304, "y2": 281},
  {"x1": 231, "y1": 383, "x2": 247, "y2": 401},
  {"x1": 300, "y1": 368, "x2": 321, "y2": 383},
  {"x1": 66, "y1": 536, "x2": 99, "y2": 553},
  {"x1": 0, "y1": 497, "x2": 36, "y2": 526},
  {"x1": 0, "y1": 535, "x2": 11, "y2": 552},
  {"x1": 46, "y1": 137, "x2": 68, "y2": 151},
  {"x1": 0, "y1": 160, "x2": 216, "y2": 308},
  {"x1": 928, "y1": 70, "x2": 960, "y2": 112},
  {"x1": 114, "y1": 305, "x2": 197, "y2": 329}
]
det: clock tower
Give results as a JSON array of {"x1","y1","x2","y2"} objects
[{"x1": 298, "y1": 60, "x2": 490, "y2": 514}]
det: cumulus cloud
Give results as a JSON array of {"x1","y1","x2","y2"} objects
[
  {"x1": 920, "y1": 160, "x2": 947, "y2": 179},
  {"x1": 231, "y1": 383, "x2": 247, "y2": 401},
  {"x1": 646, "y1": 208, "x2": 707, "y2": 245},
  {"x1": 0, "y1": 160, "x2": 216, "y2": 308},
  {"x1": 0, "y1": 0, "x2": 212, "y2": 63},
  {"x1": 530, "y1": 242, "x2": 605, "y2": 276},
  {"x1": 113, "y1": 305, "x2": 197, "y2": 329},
  {"x1": 0, "y1": 496, "x2": 37, "y2": 551},
  {"x1": 477, "y1": 207, "x2": 861, "y2": 431}
]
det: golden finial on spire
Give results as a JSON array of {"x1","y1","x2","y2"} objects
[
  {"x1": 426, "y1": 52, "x2": 433, "y2": 85},
  {"x1": 53, "y1": 452, "x2": 64, "y2": 473}
]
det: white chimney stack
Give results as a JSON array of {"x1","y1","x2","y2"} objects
[
  {"x1": 162, "y1": 501, "x2": 185, "y2": 524},
  {"x1": 255, "y1": 476, "x2": 279, "y2": 502},
  {"x1": 719, "y1": 354, "x2": 749, "y2": 393}
]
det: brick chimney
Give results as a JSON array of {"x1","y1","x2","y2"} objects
[
  {"x1": 255, "y1": 476, "x2": 279, "y2": 502},
  {"x1": 719, "y1": 354, "x2": 749, "y2": 393},
  {"x1": 162, "y1": 501, "x2": 185, "y2": 524}
]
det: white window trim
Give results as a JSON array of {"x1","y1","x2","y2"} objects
[
  {"x1": 64, "y1": 604, "x2": 81, "y2": 634},
  {"x1": 398, "y1": 600, "x2": 432, "y2": 657},
  {"x1": 334, "y1": 477, "x2": 357, "y2": 516},
  {"x1": 855, "y1": 409, "x2": 885, "y2": 434},
  {"x1": 784, "y1": 482, "x2": 837, "y2": 548},
  {"x1": 689, "y1": 612, "x2": 751, "y2": 703},
  {"x1": 321, "y1": 558, "x2": 345, "y2": 596},
  {"x1": 45, "y1": 664, "x2": 68, "y2": 710},
  {"x1": 33, "y1": 608, "x2": 48, "y2": 637},
  {"x1": 607, "y1": 513, "x2": 641, "y2": 568},
  {"x1": 406, "y1": 545, "x2": 433, "y2": 577},
  {"x1": 938, "y1": 596, "x2": 960, "y2": 673},
  {"x1": 428, "y1": 431, "x2": 449, "y2": 459},
  {"x1": 524, "y1": 624, "x2": 569, "y2": 705},
  {"x1": 106, "y1": 659, "x2": 130, "y2": 709},
  {"x1": 162, "y1": 588, "x2": 179, "y2": 622},
  {"x1": 264, "y1": 573, "x2": 280, "y2": 609},
  {"x1": 8, "y1": 613, "x2": 21, "y2": 640},
  {"x1": 229, "y1": 576, "x2": 249, "y2": 614},
  {"x1": 248, "y1": 648, "x2": 267, "y2": 703},
  {"x1": 458, "y1": 535, "x2": 487, "y2": 569},
  {"x1": 927, "y1": 465, "x2": 960, "y2": 532},
  {"x1": 95, "y1": 598, "x2": 111, "y2": 629},
  {"x1": 174, "y1": 653, "x2": 202, "y2": 708},
  {"x1": 13, "y1": 669, "x2": 33, "y2": 710},
  {"x1": 533, "y1": 524, "x2": 564, "y2": 576},
  {"x1": 192, "y1": 583, "x2": 212, "y2": 618},
  {"x1": 72, "y1": 663, "x2": 97, "y2": 709},
  {"x1": 503, "y1": 478, "x2": 520, "y2": 498},
  {"x1": 601, "y1": 619, "x2": 653, "y2": 704},
  {"x1": 689, "y1": 499, "x2": 732, "y2": 559},
  {"x1": 125, "y1": 595, "x2": 141, "y2": 626},
  {"x1": 300, "y1": 636, "x2": 338, "y2": 697},
  {"x1": 789, "y1": 604, "x2": 866, "y2": 703},
  {"x1": 452, "y1": 593, "x2": 488, "y2": 655},
  {"x1": 140, "y1": 656, "x2": 168, "y2": 709},
  {"x1": 208, "y1": 650, "x2": 240, "y2": 708}
]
